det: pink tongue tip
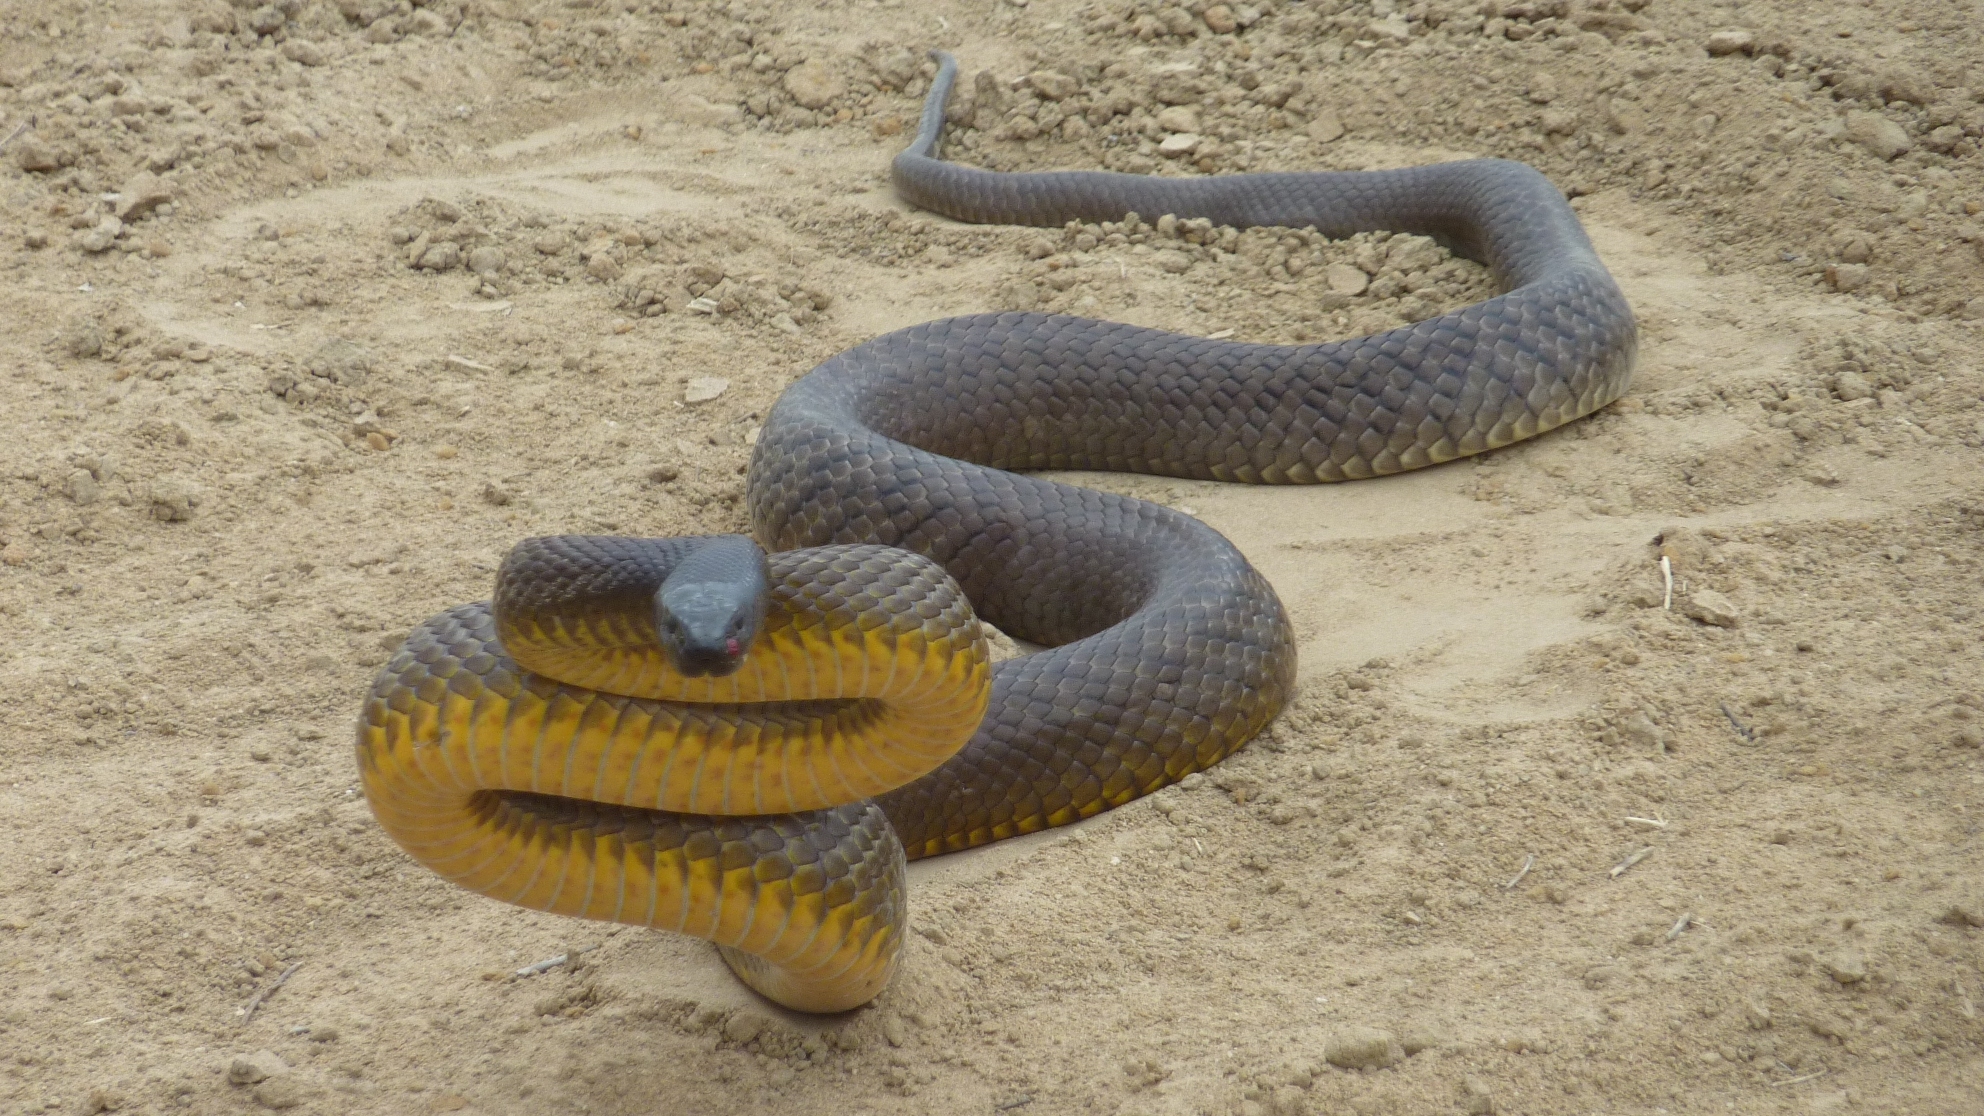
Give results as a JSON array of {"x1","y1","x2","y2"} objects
[{"x1": 726, "y1": 638, "x2": 741, "y2": 658}]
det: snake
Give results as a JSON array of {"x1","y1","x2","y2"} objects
[{"x1": 357, "y1": 52, "x2": 1636, "y2": 1013}]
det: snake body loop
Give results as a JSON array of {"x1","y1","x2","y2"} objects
[{"x1": 358, "y1": 52, "x2": 1636, "y2": 1013}]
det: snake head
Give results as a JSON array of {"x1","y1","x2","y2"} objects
[{"x1": 653, "y1": 536, "x2": 770, "y2": 678}]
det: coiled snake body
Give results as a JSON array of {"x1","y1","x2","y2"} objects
[{"x1": 358, "y1": 53, "x2": 1636, "y2": 1012}]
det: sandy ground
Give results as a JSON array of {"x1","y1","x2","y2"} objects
[{"x1": 3, "y1": 0, "x2": 1983, "y2": 1114}]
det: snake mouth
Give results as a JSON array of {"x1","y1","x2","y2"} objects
[{"x1": 668, "y1": 640, "x2": 749, "y2": 678}]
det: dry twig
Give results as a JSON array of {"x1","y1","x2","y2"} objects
[
  {"x1": 1610, "y1": 846, "x2": 1654, "y2": 878},
  {"x1": 0, "y1": 115, "x2": 34, "y2": 153},
  {"x1": 514, "y1": 944, "x2": 598, "y2": 977},
  {"x1": 240, "y1": 962, "x2": 302, "y2": 1024},
  {"x1": 1504, "y1": 854, "x2": 1536, "y2": 890}
]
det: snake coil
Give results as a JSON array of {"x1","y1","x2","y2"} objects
[{"x1": 358, "y1": 51, "x2": 1635, "y2": 1012}]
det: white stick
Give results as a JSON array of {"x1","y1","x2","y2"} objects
[
  {"x1": 1770, "y1": 1069, "x2": 1828, "y2": 1088},
  {"x1": 515, "y1": 944, "x2": 598, "y2": 977},
  {"x1": 1665, "y1": 912, "x2": 1693, "y2": 941},
  {"x1": 1624, "y1": 815, "x2": 1668, "y2": 829},
  {"x1": 1610, "y1": 846, "x2": 1654, "y2": 878},
  {"x1": 0, "y1": 115, "x2": 34, "y2": 153},
  {"x1": 1504, "y1": 854, "x2": 1535, "y2": 890},
  {"x1": 1660, "y1": 555, "x2": 1673, "y2": 610}
]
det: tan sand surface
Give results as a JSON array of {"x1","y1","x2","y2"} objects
[{"x1": 1, "y1": 0, "x2": 1980, "y2": 1113}]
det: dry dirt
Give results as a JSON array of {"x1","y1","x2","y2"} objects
[{"x1": 3, "y1": 0, "x2": 1983, "y2": 1114}]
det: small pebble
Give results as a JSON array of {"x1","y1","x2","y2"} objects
[
  {"x1": 253, "y1": 1075, "x2": 314, "y2": 1110},
  {"x1": 1325, "y1": 263, "x2": 1369, "y2": 296},
  {"x1": 1027, "y1": 71, "x2": 1078, "y2": 101},
  {"x1": 114, "y1": 171, "x2": 174, "y2": 221},
  {"x1": 227, "y1": 1050, "x2": 289, "y2": 1086},
  {"x1": 1826, "y1": 951, "x2": 1867, "y2": 983},
  {"x1": 1307, "y1": 113, "x2": 1345, "y2": 143},
  {"x1": 685, "y1": 377, "x2": 729, "y2": 404},
  {"x1": 784, "y1": 60, "x2": 843, "y2": 110},
  {"x1": 468, "y1": 246, "x2": 505, "y2": 276},
  {"x1": 1682, "y1": 589, "x2": 1741, "y2": 628},
  {"x1": 12, "y1": 135, "x2": 59, "y2": 172},
  {"x1": 1704, "y1": 28, "x2": 1756, "y2": 56},
  {"x1": 1844, "y1": 111, "x2": 1911, "y2": 160},
  {"x1": 1826, "y1": 263, "x2": 1870, "y2": 292},
  {"x1": 280, "y1": 39, "x2": 327, "y2": 67},
  {"x1": 1324, "y1": 1025, "x2": 1403, "y2": 1070}
]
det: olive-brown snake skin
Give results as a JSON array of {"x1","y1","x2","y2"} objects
[{"x1": 357, "y1": 51, "x2": 1636, "y2": 1012}]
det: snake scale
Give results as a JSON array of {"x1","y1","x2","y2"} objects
[{"x1": 357, "y1": 52, "x2": 1636, "y2": 1012}]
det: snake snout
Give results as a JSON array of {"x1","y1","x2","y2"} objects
[{"x1": 655, "y1": 581, "x2": 759, "y2": 677}]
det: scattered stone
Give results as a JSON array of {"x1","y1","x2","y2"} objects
[
  {"x1": 468, "y1": 246, "x2": 506, "y2": 277},
  {"x1": 1460, "y1": 1076, "x2": 1495, "y2": 1115},
  {"x1": 1938, "y1": 894, "x2": 1983, "y2": 928},
  {"x1": 1155, "y1": 249, "x2": 1193, "y2": 274},
  {"x1": 1825, "y1": 951, "x2": 1867, "y2": 984},
  {"x1": 1027, "y1": 71, "x2": 1078, "y2": 101},
  {"x1": 1399, "y1": 1026, "x2": 1445, "y2": 1055},
  {"x1": 13, "y1": 135, "x2": 60, "y2": 172},
  {"x1": 1324, "y1": 1025, "x2": 1403, "y2": 1070},
  {"x1": 64, "y1": 469, "x2": 100, "y2": 506},
  {"x1": 78, "y1": 217, "x2": 123, "y2": 254},
  {"x1": 228, "y1": 1051, "x2": 289, "y2": 1085},
  {"x1": 1705, "y1": 29, "x2": 1756, "y2": 56},
  {"x1": 1832, "y1": 368, "x2": 1874, "y2": 401},
  {"x1": 114, "y1": 171, "x2": 174, "y2": 221},
  {"x1": 419, "y1": 241, "x2": 462, "y2": 272},
  {"x1": 1826, "y1": 263, "x2": 1869, "y2": 292},
  {"x1": 685, "y1": 377, "x2": 729, "y2": 404},
  {"x1": 784, "y1": 60, "x2": 843, "y2": 110},
  {"x1": 253, "y1": 1075, "x2": 316, "y2": 1110},
  {"x1": 1844, "y1": 111, "x2": 1910, "y2": 160},
  {"x1": 147, "y1": 477, "x2": 201, "y2": 522},
  {"x1": 722, "y1": 1009, "x2": 769, "y2": 1045},
  {"x1": 1203, "y1": 3, "x2": 1238, "y2": 33},
  {"x1": 305, "y1": 338, "x2": 375, "y2": 386},
  {"x1": 1156, "y1": 106, "x2": 1200, "y2": 133},
  {"x1": 247, "y1": 5, "x2": 286, "y2": 36},
  {"x1": 1681, "y1": 589, "x2": 1741, "y2": 628},
  {"x1": 1325, "y1": 263, "x2": 1369, "y2": 295},
  {"x1": 62, "y1": 319, "x2": 104, "y2": 359},
  {"x1": 882, "y1": 1015, "x2": 909, "y2": 1047},
  {"x1": 1157, "y1": 133, "x2": 1202, "y2": 158},
  {"x1": 585, "y1": 250, "x2": 622, "y2": 281},
  {"x1": 281, "y1": 39, "x2": 327, "y2": 66},
  {"x1": 1619, "y1": 709, "x2": 1666, "y2": 750},
  {"x1": 1306, "y1": 113, "x2": 1345, "y2": 143},
  {"x1": 481, "y1": 482, "x2": 511, "y2": 506}
]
